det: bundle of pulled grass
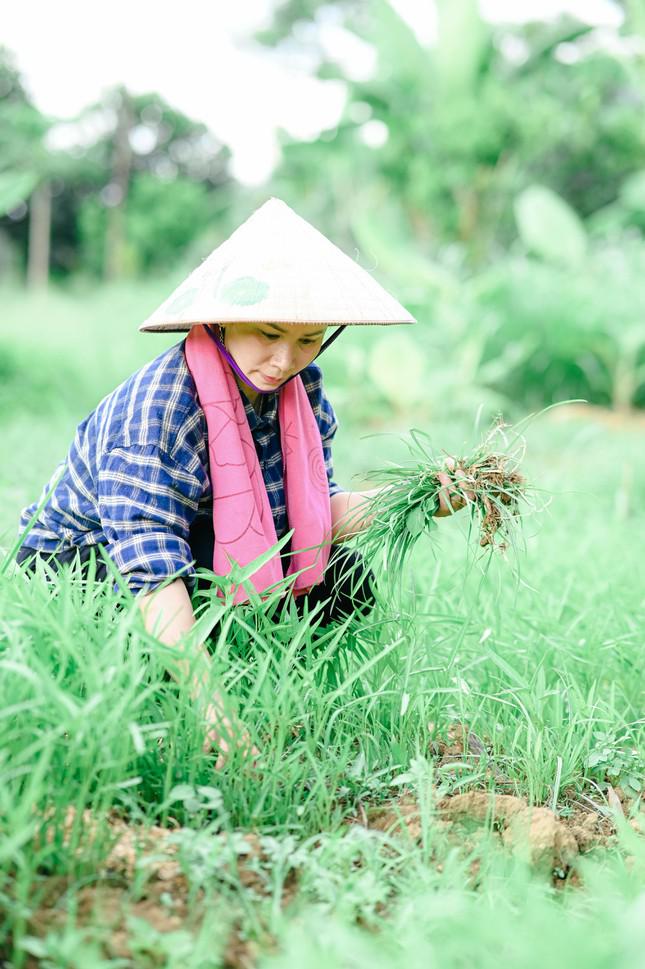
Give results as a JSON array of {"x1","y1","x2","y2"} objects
[{"x1": 356, "y1": 425, "x2": 527, "y2": 576}]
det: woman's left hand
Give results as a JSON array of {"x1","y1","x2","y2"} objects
[{"x1": 434, "y1": 458, "x2": 474, "y2": 518}]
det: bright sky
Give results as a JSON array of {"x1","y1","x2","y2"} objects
[{"x1": 2, "y1": 0, "x2": 624, "y2": 185}]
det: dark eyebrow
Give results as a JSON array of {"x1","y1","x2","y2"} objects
[{"x1": 263, "y1": 323, "x2": 325, "y2": 337}]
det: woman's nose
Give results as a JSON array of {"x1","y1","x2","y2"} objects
[{"x1": 271, "y1": 341, "x2": 294, "y2": 370}]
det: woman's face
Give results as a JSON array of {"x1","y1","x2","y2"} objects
[{"x1": 222, "y1": 322, "x2": 326, "y2": 400}]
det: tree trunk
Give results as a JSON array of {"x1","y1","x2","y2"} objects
[
  {"x1": 104, "y1": 89, "x2": 134, "y2": 280},
  {"x1": 27, "y1": 181, "x2": 51, "y2": 289}
]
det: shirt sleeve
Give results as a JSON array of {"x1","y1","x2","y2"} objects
[{"x1": 97, "y1": 443, "x2": 206, "y2": 594}]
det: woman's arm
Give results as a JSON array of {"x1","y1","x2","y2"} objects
[
  {"x1": 330, "y1": 488, "x2": 382, "y2": 542},
  {"x1": 330, "y1": 467, "x2": 472, "y2": 543},
  {"x1": 137, "y1": 577, "x2": 202, "y2": 677},
  {"x1": 137, "y1": 578, "x2": 256, "y2": 767}
]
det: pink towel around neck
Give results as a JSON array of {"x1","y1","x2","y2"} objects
[{"x1": 184, "y1": 324, "x2": 332, "y2": 603}]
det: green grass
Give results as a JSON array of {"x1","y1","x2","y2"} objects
[{"x1": 1, "y1": 285, "x2": 644, "y2": 967}]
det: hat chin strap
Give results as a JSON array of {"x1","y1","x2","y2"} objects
[{"x1": 204, "y1": 324, "x2": 346, "y2": 396}]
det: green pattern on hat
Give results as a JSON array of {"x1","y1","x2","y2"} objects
[
  {"x1": 166, "y1": 288, "x2": 198, "y2": 314},
  {"x1": 221, "y1": 276, "x2": 269, "y2": 306}
]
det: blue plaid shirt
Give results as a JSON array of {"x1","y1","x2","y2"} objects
[{"x1": 18, "y1": 341, "x2": 343, "y2": 593}]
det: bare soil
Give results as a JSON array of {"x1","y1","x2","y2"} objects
[
  {"x1": 24, "y1": 812, "x2": 287, "y2": 968},
  {"x1": 20, "y1": 728, "x2": 643, "y2": 965},
  {"x1": 363, "y1": 791, "x2": 619, "y2": 877}
]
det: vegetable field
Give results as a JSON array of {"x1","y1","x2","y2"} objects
[{"x1": 1, "y1": 286, "x2": 644, "y2": 968}]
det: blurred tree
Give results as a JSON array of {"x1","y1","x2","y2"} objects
[
  {"x1": 256, "y1": 0, "x2": 645, "y2": 415},
  {"x1": 258, "y1": 0, "x2": 645, "y2": 266},
  {"x1": 0, "y1": 47, "x2": 53, "y2": 286},
  {"x1": 1, "y1": 58, "x2": 234, "y2": 282},
  {"x1": 104, "y1": 87, "x2": 135, "y2": 280},
  {"x1": 65, "y1": 86, "x2": 232, "y2": 278},
  {"x1": 79, "y1": 172, "x2": 216, "y2": 276}
]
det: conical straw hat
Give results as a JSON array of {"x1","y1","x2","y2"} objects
[{"x1": 140, "y1": 197, "x2": 416, "y2": 331}]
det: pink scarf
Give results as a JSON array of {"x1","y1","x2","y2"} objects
[{"x1": 184, "y1": 325, "x2": 332, "y2": 603}]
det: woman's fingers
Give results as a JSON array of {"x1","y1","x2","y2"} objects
[
  {"x1": 452, "y1": 467, "x2": 475, "y2": 505},
  {"x1": 435, "y1": 471, "x2": 455, "y2": 516},
  {"x1": 204, "y1": 720, "x2": 259, "y2": 770},
  {"x1": 435, "y1": 461, "x2": 475, "y2": 516}
]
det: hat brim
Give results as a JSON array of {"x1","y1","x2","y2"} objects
[{"x1": 140, "y1": 316, "x2": 415, "y2": 333}]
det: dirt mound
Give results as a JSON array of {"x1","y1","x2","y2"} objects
[
  {"x1": 21, "y1": 792, "x2": 638, "y2": 966},
  {"x1": 27, "y1": 812, "x2": 273, "y2": 968},
  {"x1": 27, "y1": 879, "x2": 257, "y2": 969},
  {"x1": 364, "y1": 790, "x2": 621, "y2": 875}
]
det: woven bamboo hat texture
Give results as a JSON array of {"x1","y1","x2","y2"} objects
[{"x1": 139, "y1": 197, "x2": 416, "y2": 331}]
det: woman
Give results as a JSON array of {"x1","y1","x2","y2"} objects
[{"x1": 16, "y1": 198, "x2": 467, "y2": 765}]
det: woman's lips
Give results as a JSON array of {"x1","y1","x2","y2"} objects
[{"x1": 262, "y1": 374, "x2": 282, "y2": 384}]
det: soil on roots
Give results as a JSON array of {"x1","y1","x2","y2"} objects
[{"x1": 455, "y1": 453, "x2": 525, "y2": 548}]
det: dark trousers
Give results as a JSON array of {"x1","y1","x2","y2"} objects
[{"x1": 16, "y1": 519, "x2": 376, "y2": 627}]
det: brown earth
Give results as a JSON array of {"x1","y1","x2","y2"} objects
[
  {"x1": 365, "y1": 792, "x2": 607, "y2": 870},
  {"x1": 20, "y1": 731, "x2": 643, "y2": 965},
  {"x1": 25, "y1": 787, "x2": 631, "y2": 966},
  {"x1": 25, "y1": 813, "x2": 275, "y2": 968},
  {"x1": 363, "y1": 715, "x2": 636, "y2": 877},
  {"x1": 27, "y1": 878, "x2": 259, "y2": 969}
]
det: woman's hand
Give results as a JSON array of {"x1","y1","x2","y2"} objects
[
  {"x1": 138, "y1": 582, "x2": 260, "y2": 769},
  {"x1": 434, "y1": 458, "x2": 475, "y2": 518},
  {"x1": 203, "y1": 701, "x2": 260, "y2": 770}
]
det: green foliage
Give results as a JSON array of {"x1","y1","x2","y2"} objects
[
  {"x1": 514, "y1": 185, "x2": 587, "y2": 268},
  {"x1": 477, "y1": 234, "x2": 645, "y2": 411},
  {"x1": 78, "y1": 173, "x2": 217, "y2": 276},
  {"x1": 126, "y1": 174, "x2": 217, "y2": 272},
  {"x1": 590, "y1": 167, "x2": 645, "y2": 237},
  {"x1": 0, "y1": 100, "x2": 50, "y2": 172},
  {"x1": 587, "y1": 730, "x2": 645, "y2": 797},
  {"x1": 340, "y1": 178, "x2": 645, "y2": 415},
  {"x1": 19, "y1": 928, "x2": 124, "y2": 969},
  {"x1": 367, "y1": 332, "x2": 426, "y2": 409},
  {"x1": 0, "y1": 75, "x2": 234, "y2": 280},
  {"x1": 0, "y1": 45, "x2": 31, "y2": 105},
  {"x1": 263, "y1": 0, "x2": 645, "y2": 277},
  {"x1": 2, "y1": 300, "x2": 645, "y2": 960},
  {"x1": 0, "y1": 170, "x2": 38, "y2": 217},
  {"x1": 434, "y1": 0, "x2": 491, "y2": 96}
]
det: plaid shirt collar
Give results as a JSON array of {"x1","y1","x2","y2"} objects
[{"x1": 239, "y1": 386, "x2": 279, "y2": 434}]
